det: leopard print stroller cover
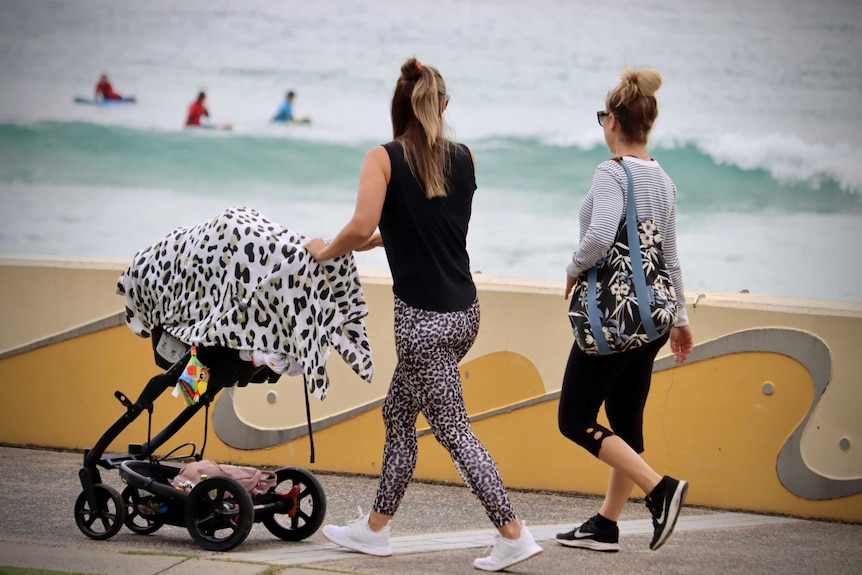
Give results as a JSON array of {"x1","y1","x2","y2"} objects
[{"x1": 117, "y1": 206, "x2": 374, "y2": 400}]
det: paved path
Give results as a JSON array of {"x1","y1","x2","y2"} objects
[
  {"x1": 225, "y1": 511, "x2": 800, "y2": 566},
  {"x1": 1, "y1": 446, "x2": 860, "y2": 575}
]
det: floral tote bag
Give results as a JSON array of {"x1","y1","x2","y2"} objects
[{"x1": 568, "y1": 158, "x2": 677, "y2": 355}]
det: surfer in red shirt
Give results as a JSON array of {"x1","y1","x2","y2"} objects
[
  {"x1": 185, "y1": 91, "x2": 209, "y2": 127},
  {"x1": 95, "y1": 74, "x2": 123, "y2": 100}
]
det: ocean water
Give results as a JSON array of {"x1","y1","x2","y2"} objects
[{"x1": 1, "y1": 0, "x2": 861, "y2": 301}]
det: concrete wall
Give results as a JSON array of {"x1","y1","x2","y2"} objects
[{"x1": 1, "y1": 257, "x2": 860, "y2": 522}]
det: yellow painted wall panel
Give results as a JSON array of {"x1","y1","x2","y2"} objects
[{"x1": 2, "y1": 259, "x2": 861, "y2": 522}]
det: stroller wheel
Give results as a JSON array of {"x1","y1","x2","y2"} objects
[
  {"x1": 122, "y1": 486, "x2": 164, "y2": 535},
  {"x1": 262, "y1": 467, "x2": 327, "y2": 541},
  {"x1": 74, "y1": 483, "x2": 125, "y2": 540},
  {"x1": 184, "y1": 476, "x2": 254, "y2": 551}
]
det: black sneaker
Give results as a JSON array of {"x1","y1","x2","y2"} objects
[
  {"x1": 555, "y1": 515, "x2": 620, "y2": 552},
  {"x1": 645, "y1": 476, "x2": 688, "y2": 550}
]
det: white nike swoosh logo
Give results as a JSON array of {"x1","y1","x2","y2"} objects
[
  {"x1": 573, "y1": 530, "x2": 593, "y2": 539},
  {"x1": 656, "y1": 506, "x2": 667, "y2": 524}
]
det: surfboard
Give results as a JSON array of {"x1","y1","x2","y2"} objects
[
  {"x1": 187, "y1": 123, "x2": 234, "y2": 131},
  {"x1": 73, "y1": 96, "x2": 136, "y2": 106},
  {"x1": 272, "y1": 116, "x2": 311, "y2": 125}
]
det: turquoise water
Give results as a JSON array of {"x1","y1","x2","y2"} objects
[
  {"x1": 2, "y1": 121, "x2": 859, "y2": 212},
  {"x1": 1, "y1": 0, "x2": 861, "y2": 301}
]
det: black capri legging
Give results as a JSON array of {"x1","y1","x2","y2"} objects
[{"x1": 558, "y1": 333, "x2": 670, "y2": 457}]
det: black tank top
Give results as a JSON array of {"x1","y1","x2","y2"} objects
[{"x1": 379, "y1": 140, "x2": 477, "y2": 312}]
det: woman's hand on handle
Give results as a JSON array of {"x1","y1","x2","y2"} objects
[{"x1": 303, "y1": 238, "x2": 329, "y2": 262}]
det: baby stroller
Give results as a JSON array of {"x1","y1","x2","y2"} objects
[
  {"x1": 75, "y1": 328, "x2": 327, "y2": 551},
  {"x1": 74, "y1": 207, "x2": 374, "y2": 551}
]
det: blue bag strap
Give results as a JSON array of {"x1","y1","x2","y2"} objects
[
  {"x1": 587, "y1": 266, "x2": 611, "y2": 355},
  {"x1": 620, "y1": 159, "x2": 660, "y2": 340}
]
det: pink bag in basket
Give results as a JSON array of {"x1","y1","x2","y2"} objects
[{"x1": 171, "y1": 460, "x2": 277, "y2": 495}]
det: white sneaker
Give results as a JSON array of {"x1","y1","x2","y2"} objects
[
  {"x1": 322, "y1": 507, "x2": 393, "y2": 557},
  {"x1": 473, "y1": 521, "x2": 543, "y2": 571}
]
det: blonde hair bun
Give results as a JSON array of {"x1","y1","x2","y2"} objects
[{"x1": 620, "y1": 68, "x2": 662, "y2": 98}]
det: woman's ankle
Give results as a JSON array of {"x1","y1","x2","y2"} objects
[
  {"x1": 498, "y1": 518, "x2": 522, "y2": 540},
  {"x1": 368, "y1": 510, "x2": 392, "y2": 532}
]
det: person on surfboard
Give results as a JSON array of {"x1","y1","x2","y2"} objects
[
  {"x1": 185, "y1": 91, "x2": 233, "y2": 130},
  {"x1": 95, "y1": 74, "x2": 125, "y2": 101},
  {"x1": 185, "y1": 91, "x2": 210, "y2": 126},
  {"x1": 272, "y1": 90, "x2": 311, "y2": 124}
]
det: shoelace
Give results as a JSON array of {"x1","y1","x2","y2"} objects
[
  {"x1": 479, "y1": 533, "x2": 503, "y2": 559},
  {"x1": 645, "y1": 497, "x2": 661, "y2": 526},
  {"x1": 349, "y1": 506, "x2": 368, "y2": 526},
  {"x1": 348, "y1": 506, "x2": 392, "y2": 536}
]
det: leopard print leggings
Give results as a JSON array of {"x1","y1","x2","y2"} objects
[{"x1": 372, "y1": 297, "x2": 517, "y2": 528}]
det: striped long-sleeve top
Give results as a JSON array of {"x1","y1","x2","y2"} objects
[{"x1": 566, "y1": 156, "x2": 689, "y2": 326}]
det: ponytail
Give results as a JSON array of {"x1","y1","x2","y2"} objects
[{"x1": 391, "y1": 57, "x2": 451, "y2": 199}]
